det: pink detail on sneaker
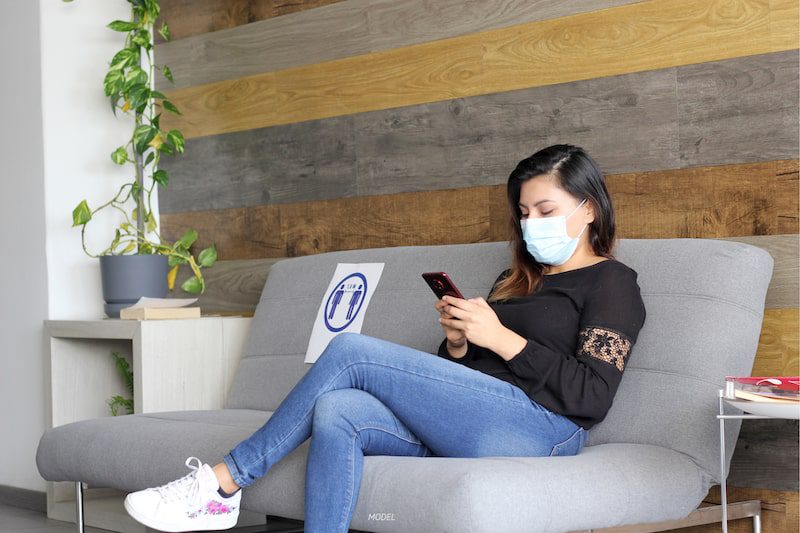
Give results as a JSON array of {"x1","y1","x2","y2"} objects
[{"x1": 187, "y1": 499, "x2": 238, "y2": 519}]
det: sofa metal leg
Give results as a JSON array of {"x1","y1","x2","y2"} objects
[
  {"x1": 75, "y1": 481, "x2": 85, "y2": 533},
  {"x1": 753, "y1": 510, "x2": 761, "y2": 533}
]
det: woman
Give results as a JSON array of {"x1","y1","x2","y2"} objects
[{"x1": 124, "y1": 144, "x2": 646, "y2": 532}]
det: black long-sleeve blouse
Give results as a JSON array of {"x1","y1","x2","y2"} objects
[{"x1": 436, "y1": 259, "x2": 646, "y2": 430}]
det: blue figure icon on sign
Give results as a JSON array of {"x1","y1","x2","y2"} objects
[
  {"x1": 328, "y1": 283, "x2": 345, "y2": 320},
  {"x1": 323, "y1": 273, "x2": 368, "y2": 332},
  {"x1": 346, "y1": 284, "x2": 362, "y2": 320}
]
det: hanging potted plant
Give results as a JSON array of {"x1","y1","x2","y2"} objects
[{"x1": 64, "y1": 0, "x2": 217, "y2": 317}]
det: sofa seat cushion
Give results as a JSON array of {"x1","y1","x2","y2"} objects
[
  {"x1": 35, "y1": 409, "x2": 272, "y2": 491},
  {"x1": 38, "y1": 409, "x2": 711, "y2": 532},
  {"x1": 240, "y1": 441, "x2": 711, "y2": 533}
]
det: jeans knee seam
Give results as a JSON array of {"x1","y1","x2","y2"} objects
[
  {"x1": 356, "y1": 425, "x2": 425, "y2": 447},
  {"x1": 335, "y1": 432, "x2": 358, "y2": 532},
  {"x1": 352, "y1": 360, "x2": 527, "y2": 406}
]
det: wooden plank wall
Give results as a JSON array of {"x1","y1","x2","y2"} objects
[{"x1": 154, "y1": 0, "x2": 799, "y2": 530}]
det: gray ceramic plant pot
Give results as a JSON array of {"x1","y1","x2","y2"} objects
[{"x1": 99, "y1": 254, "x2": 170, "y2": 318}]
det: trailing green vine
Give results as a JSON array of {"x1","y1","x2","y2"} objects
[
  {"x1": 63, "y1": 0, "x2": 217, "y2": 294},
  {"x1": 108, "y1": 351, "x2": 134, "y2": 416}
]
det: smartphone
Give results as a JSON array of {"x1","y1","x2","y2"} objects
[{"x1": 421, "y1": 271, "x2": 465, "y2": 300}]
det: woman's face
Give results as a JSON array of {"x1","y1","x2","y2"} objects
[{"x1": 517, "y1": 175, "x2": 594, "y2": 240}]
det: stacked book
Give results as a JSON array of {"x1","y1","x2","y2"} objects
[
  {"x1": 724, "y1": 376, "x2": 799, "y2": 403},
  {"x1": 120, "y1": 297, "x2": 201, "y2": 320}
]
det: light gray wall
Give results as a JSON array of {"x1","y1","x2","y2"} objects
[
  {"x1": 0, "y1": 0, "x2": 48, "y2": 491},
  {"x1": 1, "y1": 0, "x2": 134, "y2": 492}
]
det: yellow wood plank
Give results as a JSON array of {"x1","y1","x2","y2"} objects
[
  {"x1": 753, "y1": 308, "x2": 800, "y2": 376},
  {"x1": 163, "y1": 0, "x2": 799, "y2": 139}
]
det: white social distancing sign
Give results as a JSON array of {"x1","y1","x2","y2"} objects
[{"x1": 304, "y1": 263, "x2": 385, "y2": 364}]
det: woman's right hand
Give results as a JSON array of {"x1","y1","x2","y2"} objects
[{"x1": 434, "y1": 297, "x2": 467, "y2": 347}]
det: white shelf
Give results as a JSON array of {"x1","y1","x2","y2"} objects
[{"x1": 43, "y1": 316, "x2": 254, "y2": 531}]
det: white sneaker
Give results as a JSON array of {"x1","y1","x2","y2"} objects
[{"x1": 124, "y1": 456, "x2": 241, "y2": 532}]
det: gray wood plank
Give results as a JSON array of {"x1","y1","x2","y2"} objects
[
  {"x1": 158, "y1": 51, "x2": 797, "y2": 214},
  {"x1": 678, "y1": 49, "x2": 799, "y2": 167},
  {"x1": 716, "y1": 234, "x2": 799, "y2": 308},
  {"x1": 159, "y1": 115, "x2": 357, "y2": 213},
  {"x1": 354, "y1": 65, "x2": 679, "y2": 196},
  {"x1": 729, "y1": 419, "x2": 799, "y2": 491},
  {"x1": 154, "y1": 0, "x2": 645, "y2": 90}
]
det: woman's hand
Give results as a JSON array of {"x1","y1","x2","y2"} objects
[
  {"x1": 434, "y1": 297, "x2": 467, "y2": 348},
  {"x1": 437, "y1": 295, "x2": 528, "y2": 361}
]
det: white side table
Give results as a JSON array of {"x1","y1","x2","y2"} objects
[
  {"x1": 716, "y1": 387, "x2": 800, "y2": 533},
  {"x1": 43, "y1": 316, "x2": 268, "y2": 532}
]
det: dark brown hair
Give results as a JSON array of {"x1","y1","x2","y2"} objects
[{"x1": 489, "y1": 144, "x2": 617, "y2": 303}]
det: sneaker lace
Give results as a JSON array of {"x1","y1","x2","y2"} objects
[{"x1": 155, "y1": 456, "x2": 207, "y2": 505}]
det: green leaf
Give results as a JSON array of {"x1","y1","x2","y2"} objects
[
  {"x1": 162, "y1": 100, "x2": 181, "y2": 115},
  {"x1": 126, "y1": 83, "x2": 150, "y2": 112},
  {"x1": 151, "y1": 113, "x2": 161, "y2": 130},
  {"x1": 144, "y1": 151, "x2": 155, "y2": 167},
  {"x1": 179, "y1": 229, "x2": 198, "y2": 249},
  {"x1": 109, "y1": 48, "x2": 138, "y2": 71},
  {"x1": 197, "y1": 244, "x2": 218, "y2": 267},
  {"x1": 108, "y1": 20, "x2": 139, "y2": 32},
  {"x1": 150, "y1": 90, "x2": 167, "y2": 100},
  {"x1": 181, "y1": 276, "x2": 203, "y2": 294},
  {"x1": 112, "y1": 228, "x2": 121, "y2": 250},
  {"x1": 131, "y1": 29, "x2": 151, "y2": 49},
  {"x1": 103, "y1": 69, "x2": 124, "y2": 97},
  {"x1": 166, "y1": 129, "x2": 185, "y2": 153},
  {"x1": 72, "y1": 200, "x2": 91, "y2": 226},
  {"x1": 168, "y1": 253, "x2": 187, "y2": 267},
  {"x1": 133, "y1": 124, "x2": 157, "y2": 154},
  {"x1": 162, "y1": 65, "x2": 174, "y2": 83},
  {"x1": 152, "y1": 169, "x2": 169, "y2": 186},
  {"x1": 159, "y1": 21, "x2": 171, "y2": 41},
  {"x1": 111, "y1": 146, "x2": 128, "y2": 165},
  {"x1": 146, "y1": 210, "x2": 157, "y2": 233},
  {"x1": 124, "y1": 66, "x2": 148, "y2": 88}
]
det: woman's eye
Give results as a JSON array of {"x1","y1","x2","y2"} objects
[{"x1": 542, "y1": 211, "x2": 553, "y2": 216}]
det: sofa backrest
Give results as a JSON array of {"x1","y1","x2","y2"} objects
[{"x1": 225, "y1": 238, "x2": 773, "y2": 485}]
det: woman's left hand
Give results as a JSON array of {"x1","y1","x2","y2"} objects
[{"x1": 438, "y1": 295, "x2": 508, "y2": 352}]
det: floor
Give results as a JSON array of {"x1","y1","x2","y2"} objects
[
  {"x1": 0, "y1": 502, "x2": 373, "y2": 532},
  {"x1": 0, "y1": 502, "x2": 113, "y2": 532}
]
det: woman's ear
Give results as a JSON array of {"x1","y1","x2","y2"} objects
[{"x1": 585, "y1": 199, "x2": 596, "y2": 224}]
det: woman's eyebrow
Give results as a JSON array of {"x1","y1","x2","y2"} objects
[{"x1": 518, "y1": 199, "x2": 554, "y2": 208}]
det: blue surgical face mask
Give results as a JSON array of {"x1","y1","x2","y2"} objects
[{"x1": 520, "y1": 198, "x2": 588, "y2": 265}]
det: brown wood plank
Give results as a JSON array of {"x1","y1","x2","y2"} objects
[
  {"x1": 686, "y1": 485, "x2": 800, "y2": 532},
  {"x1": 154, "y1": 0, "x2": 343, "y2": 43},
  {"x1": 599, "y1": 159, "x2": 800, "y2": 239},
  {"x1": 154, "y1": 0, "x2": 644, "y2": 90},
  {"x1": 161, "y1": 0, "x2": 799, "y2": 139},
  {"x1": 160, "y1": 160, "x2": 798, "y2": 261}
]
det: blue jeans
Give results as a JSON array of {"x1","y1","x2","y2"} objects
[{"x1": 223, "y1": 332, "x2": 587, "y2": 532}]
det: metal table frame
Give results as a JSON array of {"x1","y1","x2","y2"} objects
[{"x1": 716, "y1": 387, "x2": 797, "y2": 533}]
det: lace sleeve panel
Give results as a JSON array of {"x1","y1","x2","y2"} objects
[{"x1": 576, "y1": 325, "x2": 633, "y2": 372}]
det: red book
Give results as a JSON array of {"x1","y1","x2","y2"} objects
[{"x1": 725, "y1": 376, "x2": 800, "y2": 393}]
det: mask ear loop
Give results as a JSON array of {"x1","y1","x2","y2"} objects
[{"x1": 569, "y1": 199, "x2": 590, "y2": 240}]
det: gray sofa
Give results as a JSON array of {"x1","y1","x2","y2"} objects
[{"x1": 36, "y1": 237, "x2": 774, "y2": 532}]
